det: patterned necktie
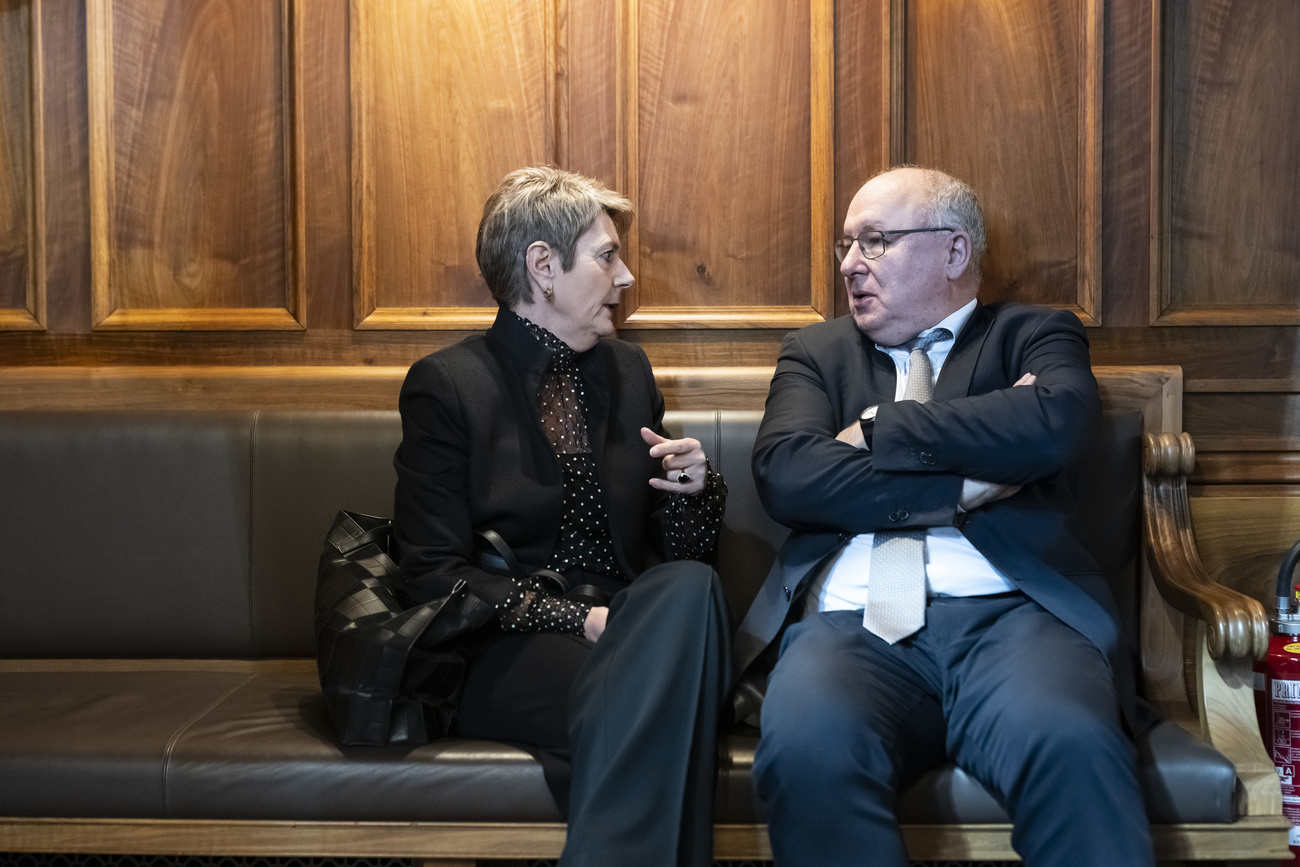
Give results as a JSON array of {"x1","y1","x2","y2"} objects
[{"x1": 864, "y1": 328, "x2": 952, "y2": 644}]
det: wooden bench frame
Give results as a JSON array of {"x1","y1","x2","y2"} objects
[{"x1": 0, "y1": 364, "x2": 1289, "y2": 864}]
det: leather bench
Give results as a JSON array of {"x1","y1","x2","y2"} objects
[{"x1": 0, "y1": 365, "x2": 1288, "y2": 864}]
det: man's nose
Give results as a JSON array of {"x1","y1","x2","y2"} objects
[{"x1": 840, "y1": 242, "x2": 867, "y2": 277}]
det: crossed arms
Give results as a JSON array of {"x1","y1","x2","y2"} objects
[{"x1": 752, "y1": 309, "x2": 1101, "y2": 536}]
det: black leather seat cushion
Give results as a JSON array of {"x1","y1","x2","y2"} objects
[
  {"x1": 0, "y1": 666, "x2": 1236, "y2": 824},
  {"x1": 0, "y1": 408, "x2": 1241, "y2": 827}
]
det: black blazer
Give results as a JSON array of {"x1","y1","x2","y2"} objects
[
  {"x1": 735, "y1": 301, "x2": 1144, "y2": 726},
  {"x1": 393, "y1": 308, "x2": 677, "y2": 611}
]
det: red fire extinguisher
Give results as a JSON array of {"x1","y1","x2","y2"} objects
[{"x1": 1255, "y1": 539, "x2": 1300, "y2": 864}]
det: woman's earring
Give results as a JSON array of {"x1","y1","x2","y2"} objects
[{"x1": 542, "y1": 285, "x2": 554, "y2": 300}]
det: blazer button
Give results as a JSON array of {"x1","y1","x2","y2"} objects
[
  {"x1": 920, "y1": 451, "x2": 936, "y2": 466},
  {"x1": 889, "y1": 509, "x2": 909, "y2": 522},
  {"x1": 783, "y1": 586, "x2": 791, "y2": 601}
]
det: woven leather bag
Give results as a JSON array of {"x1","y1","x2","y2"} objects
[{"x1": 314, "y1": 510, "x2": 492, "y2": 746}]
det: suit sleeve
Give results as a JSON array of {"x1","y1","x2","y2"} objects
[
  {"x1": 632, "y1": 344, "x2": 727, "y2": 561},
  {"x1": 392, "y1": 354, "x2": 520, "y2": 610},
  {"x1": 752, "y1": 330, "x2": 964, "y2": 535},
  {"x1": 752, "y1": 309, "x2": 1099, "y2": 536},
  {"x1": 871, "y1": 308, "x2": 1101, "y2": 484}
]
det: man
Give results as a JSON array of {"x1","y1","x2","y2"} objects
[{"x1": 735, "y1": 167, "x2": 1155, "y2": 866}]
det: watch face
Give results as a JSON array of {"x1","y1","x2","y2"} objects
[{"x1": 860, "y1": 405, "x2": 878, "y2": 422}]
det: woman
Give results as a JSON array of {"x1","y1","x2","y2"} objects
[{"x1": 393, "y1": 166, "x2": 731, "y2": 867}]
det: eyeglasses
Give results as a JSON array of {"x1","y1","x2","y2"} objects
[{"x1": 833, "y1": 227, "x2": 955, "y2": 263}]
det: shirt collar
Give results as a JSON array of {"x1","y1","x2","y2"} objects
[{"x1": 875, "y1": 298, "x2": 978, "y2": 355}]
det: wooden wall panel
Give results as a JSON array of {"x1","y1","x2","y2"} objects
[
  {"x1": 0, "y1": 0, "x2": 43, "y2": 331},
  {"x1": 620, "y1": 0, "x2": 831, "y2": 330},
  {"x1": 1189, "y1": 493, "x2": 1300, "y2": 610},
  {"x1": 1155, "y1": 0, "x2": 1300, "y2": 326},
  {"x1": 351, "y1": 0, "x2": 555, "y2": 330},
  {"x1": 87, "y1": 0, "x2": 301, "y2": 331},
  {"x1": 903, "y1": 0, "x2": 1101, "y2": 323},
  {"x1": 1, "y1": 0, "x2": 1299, "y2": 618}
]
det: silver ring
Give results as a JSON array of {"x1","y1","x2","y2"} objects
[{"x1": 677, "y1": 472, "x2": 692, "y2": 485}]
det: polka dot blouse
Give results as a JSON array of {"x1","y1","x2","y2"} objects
[{"x1": 491, "y1": 312, "x2": 727, "y2": 635}]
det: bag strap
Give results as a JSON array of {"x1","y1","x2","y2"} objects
[
  {"x1": 475, "y1": 529, "x2": 523, "y2": 578},
  {"x1": 328, "y1": 510, "x2": 394, "y2": 556},
  {"x1": 474, "y1": 530, "x2": 574, "y2": 596}
]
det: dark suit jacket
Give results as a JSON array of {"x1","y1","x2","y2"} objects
[
  {"x1": 393, "y1": 308, "x2": 677, "y2": 611},
  {"x1": 735, "y1": 301, "x2": 1144, "y2": 726}
]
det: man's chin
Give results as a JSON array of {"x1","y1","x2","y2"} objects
[{"x1": 850, "y1": 309, "x2": 880, "y2": 337}]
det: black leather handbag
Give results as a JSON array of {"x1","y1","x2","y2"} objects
[{"x1": 314, "y1": 510, "x2": 492, "y2": 747}]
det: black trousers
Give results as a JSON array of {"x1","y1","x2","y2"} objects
[{"x1": 456, "y1": 560, "x2": 732, "y2": 867}]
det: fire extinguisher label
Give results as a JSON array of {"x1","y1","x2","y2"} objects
[{"x1": 1270, "y1": 678, "x2": 1300, "y2": 832}]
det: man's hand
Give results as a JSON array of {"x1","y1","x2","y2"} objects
[
  {"x1": 642, "y1": 428, "x2": 708, "y2": 494},
  {"x1": 835, "y1": 421, "x2": 866, "y2": 448},
  {"x1": 584, "y1": 606, "x2": 608, "y2": 641},
  {"x1": 959, "y1": 478, "x2": 1022, "y2": 511},
  {"x1": 958, "y1": 372, "x2": 1037, "y2": 512}
]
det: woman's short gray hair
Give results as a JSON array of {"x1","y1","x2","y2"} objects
[{"x1": 476, "y1": 167, "x2": 633, "y2": 309}]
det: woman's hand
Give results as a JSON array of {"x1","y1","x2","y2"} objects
[
  {"x1": 641, "y1": 428, "x2": 707, "y2": 495},
  {"x1": 584, "y1": 606, "x2": 608, "y2": 641}
]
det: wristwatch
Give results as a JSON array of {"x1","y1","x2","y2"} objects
[{"x1": 858, "y1": 405, "x2": 879, "y2": 451}]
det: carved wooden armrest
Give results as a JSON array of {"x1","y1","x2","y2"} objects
[{"x1": 1143, "y1": 432, "x2": 1269, "y2": 662}]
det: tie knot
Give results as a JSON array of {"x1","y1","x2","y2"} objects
[{"x1": 901, "y1": 328, "x2": 952, "y2": 355}]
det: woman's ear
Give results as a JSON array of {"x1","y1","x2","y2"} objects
[{"x1": 526, "y1": 241, "x2": 555, "y2": 284}]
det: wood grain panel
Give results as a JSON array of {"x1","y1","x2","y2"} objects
[
  {"x1": 87, "y1": 0, "x2": 302, "y2": 331},
  {"x1": 1194, "y1": 453, "x2": 1300, "y2": 486},
  {"x1": 351, "y1": 0, "x2": 555, "y2": 330},
  {"x1": 620, "y1": 0, "x2": 831, "y2": 329},
  {"x1": 1155, "y1": 0, "x2": 1300, "y2": 326},
  {"x1": 1189, "y1": 493, "x2": 1300, "y2": 609},
  {"x1": 0, "y1": 0, "x2": 44, "y2": 331},
  {"x1": 564, "y1": 0, "x2": 617, "y2": 186},
  {"x1": 903, "y1": 0, "x2": 1101, "y2": 323},
  {"x1": 1185, "y1": 392, "x2": 1300, "y2": 452}
]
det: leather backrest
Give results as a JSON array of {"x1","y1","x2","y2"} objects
[
  {"x1": 0, "y1": 411, "x2": 258, "y2": 657},
  {"x1": 1070, "y1": 408, "x2": 1145, "y2": 646},
  {"x1": 0, "y1": 406, "x2": 1142, "y2": 658}
]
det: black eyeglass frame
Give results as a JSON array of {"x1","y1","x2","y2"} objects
[{"x1": 833, "y1": 227, "x2": 955, "y2": 263}]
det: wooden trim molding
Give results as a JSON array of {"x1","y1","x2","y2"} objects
[
  {"x1": 0, "y1": 365, "x2": 775, "y2": 413},
  {"x1": 1, "y1": 0, "x2": 45, "y2": 332},
  {"x1": 0, "y1": 363, "x2": 1175, "y2": 417},
  {"x1": 0, "y1": 810, "x2": 1289, "y2": 862},
  {"x1": 1075, "y1": 0, "x2": 1103, "y2": 327},
  {"x1": 87, "y1": 0, "x2": 305, "y2": 332}
]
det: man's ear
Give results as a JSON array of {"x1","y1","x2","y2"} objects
[
  {"x1": 945, "y1": 231, "x2": 973, "y2": 280},
  {"x1": 526, "y1": 241, "x2": 555, "y2": 286}
]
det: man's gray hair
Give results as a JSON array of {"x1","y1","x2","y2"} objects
[
  {"x1": 876, "y1": 165, "x2": 987, "y2": 283},
  {"x1": 476, "y1": 166, "x2": 633, "y2": 309}
]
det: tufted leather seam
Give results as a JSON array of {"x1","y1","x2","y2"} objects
[
  {"x1": 160, "y1": 673, "x2": 256, "y2": 815},
  {"x1": 246, "y1": 411, "x2": 261, "y2": 654},
  {"x1": 713, "y1": 410, "x2": 722, "y2": 472}
]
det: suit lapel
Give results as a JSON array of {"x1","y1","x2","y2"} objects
[{"x1": 934, "y1": 302, "x2": 993, "y2": 401}]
